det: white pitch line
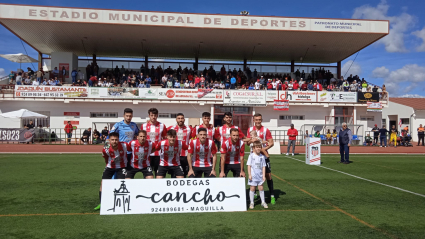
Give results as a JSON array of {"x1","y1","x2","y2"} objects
[{"x1": 285, "y1": 155, "x2": 425, "y2": 198}]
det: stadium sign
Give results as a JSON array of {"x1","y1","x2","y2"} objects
[
  {"x1": 14, "y1": 85, "x2": 87, "y2": 98},
  {"x1": 100, "y1": 178, "x2": 246, "y2": 215},
  {"x1": 223, "y1": 90, "x2": 267, "y2": 106},
  {"x1": 156, "y1": 89, "x2": 222, "y2": 100}
]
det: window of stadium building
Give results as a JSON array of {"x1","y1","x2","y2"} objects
[
  {"x1": 360, "y1": 116, "x2": 375, "y2": 121},
  {"x1": 279, "y1": 115, "x2": 305, "y2": 120},
  {"x1": 401, "y1": 118, "x2": 410, "y2": 124},
  {"x1": 90, "y1": 112, "x2": 118, "y2": 118},
  {"x1": 158, "y1": 113, "x2": 178, "y2": 118}
]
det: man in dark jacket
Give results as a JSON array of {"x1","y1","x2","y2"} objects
[
  {"x1": 339, "y1": 123, "x2": 352, "y2": 164},
  {"x1": 372, "y1": 124, "x2": 379, "y2": 145},
  {"x1": 81, "y1": 128, "x2": 92, "y2": 145}
]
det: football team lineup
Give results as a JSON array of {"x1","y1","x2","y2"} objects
[{"x1": 97, "y1": 107, "x2": 277, "y2": 210}]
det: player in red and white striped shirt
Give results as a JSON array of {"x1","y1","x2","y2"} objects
[
  {"x1": 219, "y1": 128, "x2": 246, "y2": 178},
  {"x1": 191, "y1": 112, "x2": 220, "y2": 141},
  {"x1": 167, "y1": 113, "x2": 192, "y2": 177},
  {"x1": 140, "y1": 108, "x2": 167, "y2": 177},
  {"x1": 187, "y1": 128, "x2": 218, "y2": 178},
  {"x1": 154, "y1": 129, "x2": 188, "y2": 179},
  {"x1": 247, "y1": 113, "x2": 276, "y2": 204},
  {"x1": 125, "y1": 130, "x2": 155, "y2": 179},
  {"x1": 217, "y1": 112, "x2": 245, "y2": 144},
  {"x1": 95, "y1": 132, "x2": 129, "y2": 210}
]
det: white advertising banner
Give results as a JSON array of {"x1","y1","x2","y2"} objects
[
  {"x1": 14, "y1": 85, "x2": 87, "y2": 98},
  {"x1": 157, "y1": 89, "x2": 223, "y2": 101},
  {"x1": 223, "y1": 90, "x2": 267, "y2": 106},
  {"x1": 139, "y1": 88, "x2": 159, "y2": 99},
  {"x1": 305, "y1": 138, "x2": 321, "y2": 165},
  {"x1": 266, "y1": 91, "x2": 278, "y2": 102},
  {"x1": 100, "y1": 178, "x2": 246, "y2": 215},
  {"x1": 87, "y1": 87, "x2": 139, "y2": 98},
  {"x1": 278, "y1": 91, "x2": 317, "y2": 102},
  {"x1": 317, "y1": 92, "x2": 357, "y2": 103},
  {"x1": 0, "y1": 5, "x2": 388, "y2": 33}
]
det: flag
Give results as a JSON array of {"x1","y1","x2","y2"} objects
[
  {"x1": 197, "y1": 89, "x2": 213, "y2": 98},
  {"x1": 398, "y1": 119, "x2": 402, "y2": 128},
  {"x1": 274, "y1": 100, "x2": 289, "y2": 111}
]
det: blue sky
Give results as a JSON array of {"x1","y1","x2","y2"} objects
[{"x1": 1, "y1": 0, "x2": 424, "y2": 97}]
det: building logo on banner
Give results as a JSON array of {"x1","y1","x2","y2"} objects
[
  {"x1": 223, "y1": 90, "x2": 266, "y2": 106},
  {"x1": 274, "y1": 100, "x2": 289, "y2": 111},
  {"x1": 166, "y1": 90, "x2": 176, "y2": 98},
  {"x1": 100, "y1": 178, "x2": 246, "y2": 215},
  {"x1": 278, "y1": 91, "x2": 317, "y2": 102},
  {"x1": 139, "y1": 88, "x2": 159, "y2": 99},
  {"x1": 367, "y1": 102, "x2": 382, "y2": 112}
]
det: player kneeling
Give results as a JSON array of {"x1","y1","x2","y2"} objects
[
  {"x1": 95, "y1": 132, "x2": 129, "y2": 210},
  {"x1": 248, "y1": 141, "x2": 268, "y2": 209},
  {"x1": 155, "y1": 129, "x2": 188, "y2": 178},
  {"x1": 125, "y1": 130, "x2": 154, "y2": 179},
  {"x1": 187, "y1": 128, "x2": 218, "y2": 178}
]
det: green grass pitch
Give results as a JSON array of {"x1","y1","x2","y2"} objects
[{"x1": 1, "y1": 153, "x2": 425, "y2": 238}]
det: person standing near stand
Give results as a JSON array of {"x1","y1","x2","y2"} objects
[
  {"x1": 286, "y1": 124, "x2": 298, "y2": 156},
  {"x1": 339, "y1": 123, "x2": 352, "y2": 164},
  {"x1": 372, "y1": 124, "x2": 379, "y2": 146},
  {"x1": 418, "y1": 124, "x2": 424, "y2": 146}
]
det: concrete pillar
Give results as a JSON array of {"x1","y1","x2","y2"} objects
[
  {"x1": 194, "y1": 57, "x2": 199, "y2": 72},
  {"x1": 93, "y1": 54, "x2": 97, "y2": 65},
  {"x1": 337, "y1": 61, "x2": 341, "y2": 79},
  {"x1": 290, "y1": 60, "x2": 295, "y2": 73},
  {"x1": 144, "y1": 55, "x2": 148, "y2": 74},
  {"x1": 243, "y1": 58, "x2": 247, "y2": 71},
  {"x1": 50, "y1": 52, "x2": 78, "y2": 84},
  {"x1": 38, "y1": 52, "x2": 42, "y2": 70}
]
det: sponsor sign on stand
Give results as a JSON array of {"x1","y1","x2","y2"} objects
[
  {"x1": 278, "y1": 91, "x2": 317, "y2": 102},
  {"x1": 318, "y1": 92, "x2": 357, "y2": 103},
  {"x1": 157, "y1": 89, "x2": 222, "y2": 100},
  {"x1": 223, "y1": 90, "x2": 267, "y2": 106},
  {"x1": 15, "y1": 85, "x2": 87, "y2": 98},
  {"x1": 0, "y1": 128, "x2": 35, "y2": 142},
  {"x1": 139, "y1": 88, "x2": 159, "y2": 99},
  {"x1": 266, "y1": 91, "x2": 278, "y2": 101},
  {"x1": 358, "y1": 92, "x2": 380, "y2": 103},
  {"x1": 100, "y1": 178, "x2": 246, "y2": 215},
  {"x1": 274, "y1": 100, "x2": 289, "y2": 111}
]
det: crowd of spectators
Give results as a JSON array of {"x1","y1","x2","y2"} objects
[{"x1": 6, "y1": 63, "x2": 388, "y2": 99}]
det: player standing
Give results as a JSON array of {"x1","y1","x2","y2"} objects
[
  {"x1": 141, "y1": 108, "x2": 167, "y2": 177},
  {"x1": 167, "y1": 113, "x2": 192, "y2": 177},
  {"x1": 247, "y1": 141, "x2": 268, "y2": 209},
  {"x1": 191, "y1": 112, "x2": 219, "y2": 141},
  {"x1": 187, "y1": 128, "x2": 218, "y2": 178},
  {"x1": 155, "y1": 129, "x2": 188, "y2": 178},
  {"x1": 219, "y1": 128, "x2": 246, "y2": 177},
  {"x1": 94, "y1": 132, "x2": 129, "y2": 210},
  {"x1": 109, "y1": 108, "x2": 139, "y2": 166},
  {"x1": 217, "y1": 112, "x2": 245, "y2": 143},
  {"x1": 125, "y1": 130, "x2": 154, "y2": 179},
  {"x1": 247, "y1": 113, "x2": 276, "y2": 204}
]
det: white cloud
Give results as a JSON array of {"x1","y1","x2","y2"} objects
[
  {"x1": 399, "y1": 94, "x2": 425, "y2": 98},
  {"x1": 412, "y1": 27, "x2": 425, "y2": 52},
  {"x1": 371, "y1": 66, "x2": 390, "y2": 78},
  {"x1": 352, "y1": 0, "x2": 415, "y2": 53},
  {"x1": 376, "y1": 64, "x2": 425, "y2": 96},
  {"x1": 0, "y1": 68, "x2": 5, "y2": 77},
  {"x1": 342, "y1": 60, "x2": 362, "y2": 77}
]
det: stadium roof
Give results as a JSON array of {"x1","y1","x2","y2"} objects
[
  {"x1": 0, "y1": 4, "x2": 389, "y2": 63},
  {"x1": 390, "y1": 98, "x2": 425, "y2": 110}
]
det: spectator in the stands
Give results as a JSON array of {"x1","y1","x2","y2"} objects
[
  {"x1": 36, "y1": 68, "x2": 44, "y2": 83},
  {"x1": 326, "y1": 129, "x2": 332, "y2": 144},
  {"x1": 71, "y1": 68, "x2": 78, "y2": 84},
  {"x1": 350, "y1": 80, "x2": 357, "y2": 92},
  {"x1": 145, "y1": 75, "x2": 151, "y2": 88},
  {"x1": 24, "y1": 76, "x2": 31, "y2": 85},
  {"x1": 9, "y1": 71, "x2": 15, "y2": 83},
  {"x1": 301, "y1": 80, "x2": 308, "y2": 91},
  {"x1": 138, "y1": 80, "x2": 146, "y2": 88},
  {"x1": 81, "y1": 128, "x2": 92, "y2": 145},
  {"x1": 32, "y1": 79, "x2": 39, "y2": 86},
  {"x1": 307, "y1": 81, "x2": 314, "y2": 91},
  {"x1": 314, "y1": 131, "x2": 320, "y2": 138},
  {"x1": 230, "y1": 75, "x2": 236, "y2": 89},
  {"x1": 313, "y1": 80, "x2": 322, "y2": 91},
  {"x1": 293, "y1": 80, "x2": 299, "y2": 91},
  {"x1": 342, "y1": 80, "x2": 349, "y2": 92},
  {"x1": 42, "y1": 79, "x2": 48, "y2": 85},
  {"x1": 362, "y1": 80, "x2": 368, "y2": 92},
  {"x1": 259, "y1": 76, "x2": 266, "y2": 87},
  {"x1": 287, "y1": 80, "x2": 293, "y2": 90},
  {"x1": 327, "y1": 82, "x2": 335, "y2": 91}
]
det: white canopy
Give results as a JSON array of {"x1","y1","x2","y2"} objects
[
  {"x1": 0, "y1": 53, "x2": 38, "y2": 70},
  {"x1": 0, "y1": 109, "x2": 47, "y2": 118}
]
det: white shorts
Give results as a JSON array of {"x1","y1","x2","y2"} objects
[{"x1": 248, "y1": 180, "x2": 264, "y2": 186}]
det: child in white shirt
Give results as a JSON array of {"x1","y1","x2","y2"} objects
[{"x1": 247, "y1": 141, "x2": 267, "y2": 209}]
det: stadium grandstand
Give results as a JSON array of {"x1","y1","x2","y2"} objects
[{"x1": 0, "y1": 3, "x2": 390, "y2": 146}]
